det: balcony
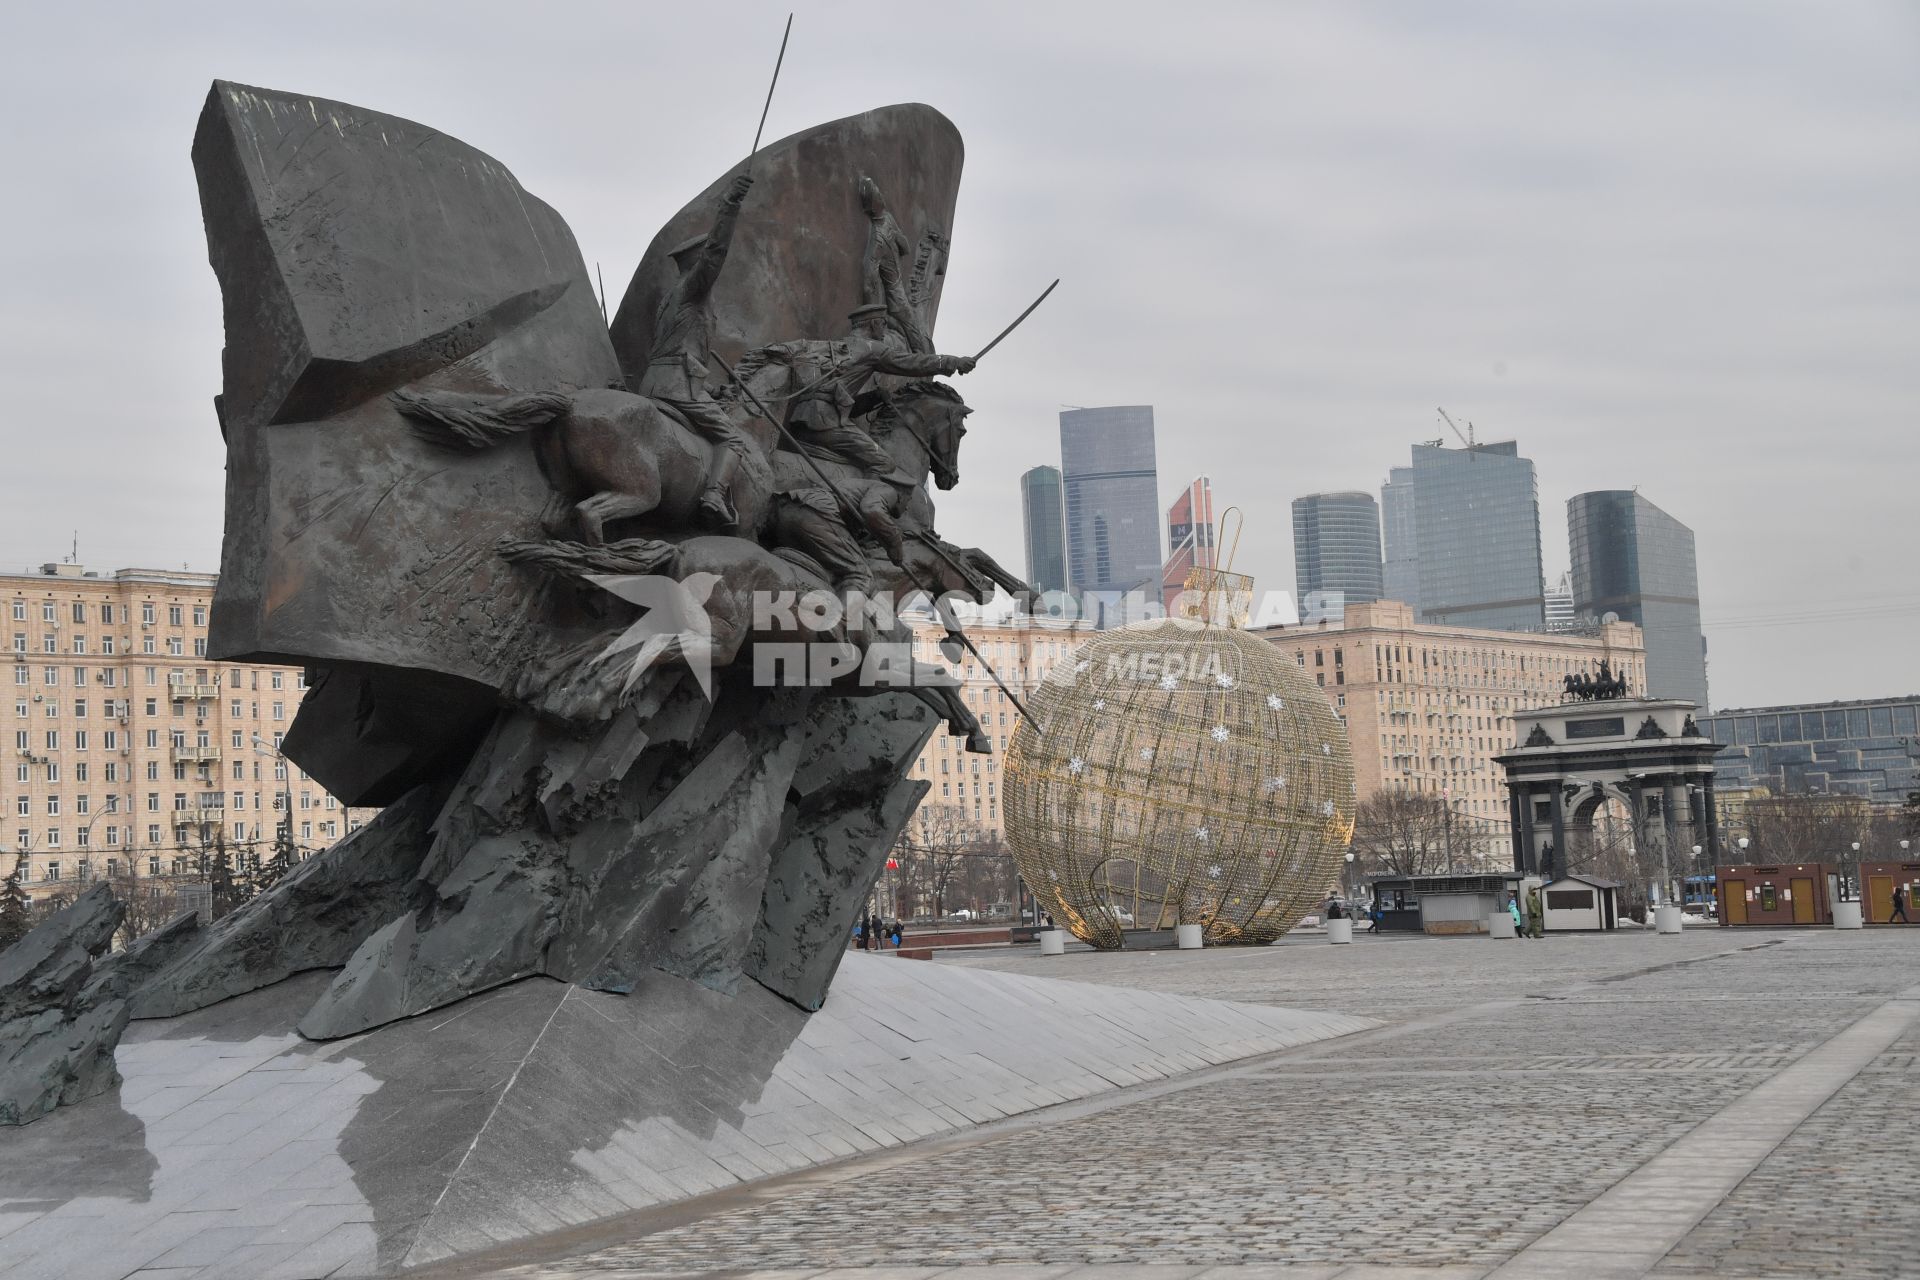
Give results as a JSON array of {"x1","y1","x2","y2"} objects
[
  {"x1": 167, "y1": 677, "x2": 217, "y2": 700},
  {"x1": 170, "y1": 746, "x2": 222, "y2": 764},
  {"x1": 172, "y1": 806, "x2": 227, "y2": 828}
]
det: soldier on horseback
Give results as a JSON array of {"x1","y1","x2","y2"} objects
[
  {"x1": 636, "y1": 171, "x2": 758, "y2": 529},
  {"x1": 731, "y1": 302, "x2": 975, "y2": 484}
]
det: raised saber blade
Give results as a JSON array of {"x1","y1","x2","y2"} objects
[
  {"x1": 971, "y1": 278, "x2": 1059, "y2": 362},
  {"x1": 749, "y1": 14, "x2": 794, "y2": 160}
]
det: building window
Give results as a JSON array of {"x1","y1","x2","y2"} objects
[
  {"x1": 44, "y1": 861, "x2": 59, "y2": 882},
  {"x1": 168, "y1": 606, "x2": 183, "y2": 627}
]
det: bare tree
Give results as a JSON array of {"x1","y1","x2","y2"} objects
[
  {"x1": 893, "y1": 804, "x2": 986, "y2": 919},
  {"x1": 1740, "y1": 795, "x2": 1873, "y2": 866},
  {"x1": 1349, "y1": 793, "x2": 1455, "y2": 878},
  {"x1": 106, "y1": 870, "x2": 182, "y2": 947}
]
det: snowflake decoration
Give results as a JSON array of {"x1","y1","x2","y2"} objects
[
  {"x1": 1048, "y1": 869, "x2": 1059, "y2": 882},
  {"x1": 1158, "y1": 673, "x2": 1179, "y2": 692},
  {"x1": 1215, "y1": 673, "x2": 1235, "y2": 689},
  {"x1": 1264, "y1": 775, "x2": 1287, "y2": 792},
  {"x1": 1321, "y1": 743, "x2": 1331, "y2": 755},
  {"x1": 1092, "y1": 699, "x2": 1107, "y2": 712},
  {"x1": 1320, "y1": 800, "x2": 1336, "y2": 817},
  {"x1": 1067, "y1": 756, "x2": 1086, "y2": 775},
  {"x1": 1209, "y1": 725, "x2": 1230, "y2": 743},
  {"x1": 1139, "y1": 747, "x2": 1156, "y2": 762},
  {"x1": 1075, "y1": 659, "x2": 1090, "y2": 674},
  {"x1": 1207, "y1": 864, "x2": 1222, "y2": 880},
  {"x1": 1194, "y1": 825, "x2": 1211, "y2": 842},
  {"x1": 1266, "y1": 694, "x2": 1284, "y2": 711}
]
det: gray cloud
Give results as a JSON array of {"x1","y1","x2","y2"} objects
[{"x1": 0, "y1": 0, "x2": 1913, "y2": 707}]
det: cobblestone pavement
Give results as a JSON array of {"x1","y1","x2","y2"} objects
[
  {"x1": 1652, "y1": 1003, "x2": 1920, "y2": 1278},
  {"x1": 471, "y1": 930, "x2": 1920, "y2": 1280}
]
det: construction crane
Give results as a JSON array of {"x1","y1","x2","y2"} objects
[{"x1": 1437, "y1": 406, "x2": 1476, "y2": 450}]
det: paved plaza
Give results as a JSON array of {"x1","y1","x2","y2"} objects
[{"x1": 459, "y1": 927, "x2": 1920, "y2": 1280}]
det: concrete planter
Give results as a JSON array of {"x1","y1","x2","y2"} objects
[
  {"x1": 1038, "y1": 929, "x2": 1066, "y2": 955},
  {"x1": 1654, "y1": 905, "x2": 1684, "y2": 934},
  {"x1": 1326, "y1": 918, "x2": 1354, "y2": 945},
  {"x1": 1833, "y1": 901, "x2": 1864, "y2": 930},
  {"x1": 1175, "y1": 923, "x2": 1204, "y2": 950},
  {"x1": 1488, "y1": 912, "x2": 1517, "y2": 939}
]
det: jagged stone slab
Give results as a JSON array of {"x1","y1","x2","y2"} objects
[
  {"x1": 0, "y1": 958, "x2": 1373, "y2": 1278},
  {"x1": 609, "y1": 104, "x2": 963, "y2": 384},
  {"x1": 127, "y1": 783, "x2": 442, "y2": 1021},
  {"x1": 0, "y1": 886, "x2": 127, "y2": 1126},
  {"x1": 193, "y1": 81, "x2": 622, "y2": 802},
  {"x1": 748, "y1": 693, "x2": 938, "y2": 1010}
]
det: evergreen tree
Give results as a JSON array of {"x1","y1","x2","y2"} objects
[
  {"x1": 262, "y1": 817, "x2": 299, "y2": 888},
  {"x1": 204, "y1": 833, "x2": 246, "y2": 921},
  {"x1": 0, "y1": 850, "x2": 31, "y2": 951}
]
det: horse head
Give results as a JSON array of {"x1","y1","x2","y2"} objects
[{"x1": 885, "y1": 380, "x2": 971, "y2": 491}]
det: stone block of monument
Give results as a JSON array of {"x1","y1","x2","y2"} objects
[
  {"x1": 6, "y1": 76, "x2": 1036, "y2": 1133},
  {"x1": 0, "y1": 886, "x2": 128, "y2": 1125}
]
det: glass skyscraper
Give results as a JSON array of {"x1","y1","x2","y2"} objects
[
  {"x1": 1568, "y1": 490, "x2": 1708, "y2": 708},
  {"x1": 1161, "y1": 476, "x2": 1215, "y2": 609},
  {"x1": 1019, "y1": 465, "x2": 1068, "y2": 596},
  {"x1": 1379, "y1": 466, "x2": 1419, "y2": 606},
  {"x1": 1291, "y1": 492, "x2": 1383, "y2": 619},
  {"x1": 1405, "y1": 441, "x2": 1545, "y2": 631},
  {"x1": 1058, "y1": 406, "x2": 1162, "y2": 596}
]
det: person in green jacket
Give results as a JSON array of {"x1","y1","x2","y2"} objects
[{"x1": 1525, "y1": 885, "x2": 1545, "y2": 938}]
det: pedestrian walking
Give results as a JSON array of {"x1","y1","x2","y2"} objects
[
  {"x1": 1507, "y1": 891, "x2": 1525, "y2": 938},
  {"x1": 889, "y1": 921, "x2": 903, "y2": 948},
  {"x1": 1524, "y1": 885, "x2": 1545, "y2": 939},
  {"x1": 1891, "y1": 885, "x2": 1910, "y2": 924},
  {"x1": 1367, "y1": 904, "x2": 1382, "y2": 934},
  {"x1": 863, "y1": 913, "x2": 879, "y2": 951}
]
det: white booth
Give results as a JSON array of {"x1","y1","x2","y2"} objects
[{"x1": 1540, "y1": 874, "x2": 1620, "y2": 932}]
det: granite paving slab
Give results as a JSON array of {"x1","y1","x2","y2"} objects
[{"x1": 0, "y1": 956, "x2": 1372, "y2": 1279}]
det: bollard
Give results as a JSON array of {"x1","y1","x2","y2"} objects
[
  {"x1": 1175, "y1": 923, "x2": 1203, "y2": 950},
  {"x1": 1326, "y1": 918, "x2": 1353, "y2": 945},
  {"x1": 1488, "y1": 912, "x2": 1516, "y2": 939},
  {"x1": 1038, "y1": 929, "x2": 1066, "y2": 955},
  {"x1": 1654, "y1": 905, "x2": 1683, "y2": 934},
  {"x1": 1833, "y1": 901, "x2": 1864, "y2": 930}
]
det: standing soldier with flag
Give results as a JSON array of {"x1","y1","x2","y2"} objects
[{"x1": 637, "y1": 171, "x2": 758, "y2": 529}]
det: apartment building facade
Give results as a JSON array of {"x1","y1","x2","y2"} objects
[
  {"x1": 1258, "y1": 600, "x2": 1646, "y2": 837},
  {"x1": 900, "y1": 613, "x2": 1096, "y2": 841},
  {"x1": 5, "y1": 563, "x2": 375, "y2": 905}
]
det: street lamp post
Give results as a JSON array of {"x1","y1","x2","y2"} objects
[
  {"x1": 252, "y1": 736, "x2": 296, "y2": 870},
  {"x1": 1849, "y1": 841, "x2": 1862, "y2": 903},
  {"x1": 1344, "y1": 850, "x2": 1356, "y2": 906}
]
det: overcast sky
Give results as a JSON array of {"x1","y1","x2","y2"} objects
[{"x1": 0, "y1": 1, "x2": 1914, "y2": 710}]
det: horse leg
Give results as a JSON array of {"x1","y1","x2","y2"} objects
[
  {"x1": 559, "y1": 407, "x2": 664, "y2": 544},
  {"x1": 574, "y1": 491, "x2": 654, "y2": 546}
]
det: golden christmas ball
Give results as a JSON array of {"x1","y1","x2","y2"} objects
[{"x1": 1004, "y1": 618, "x2": 1355, "y2": 948}]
